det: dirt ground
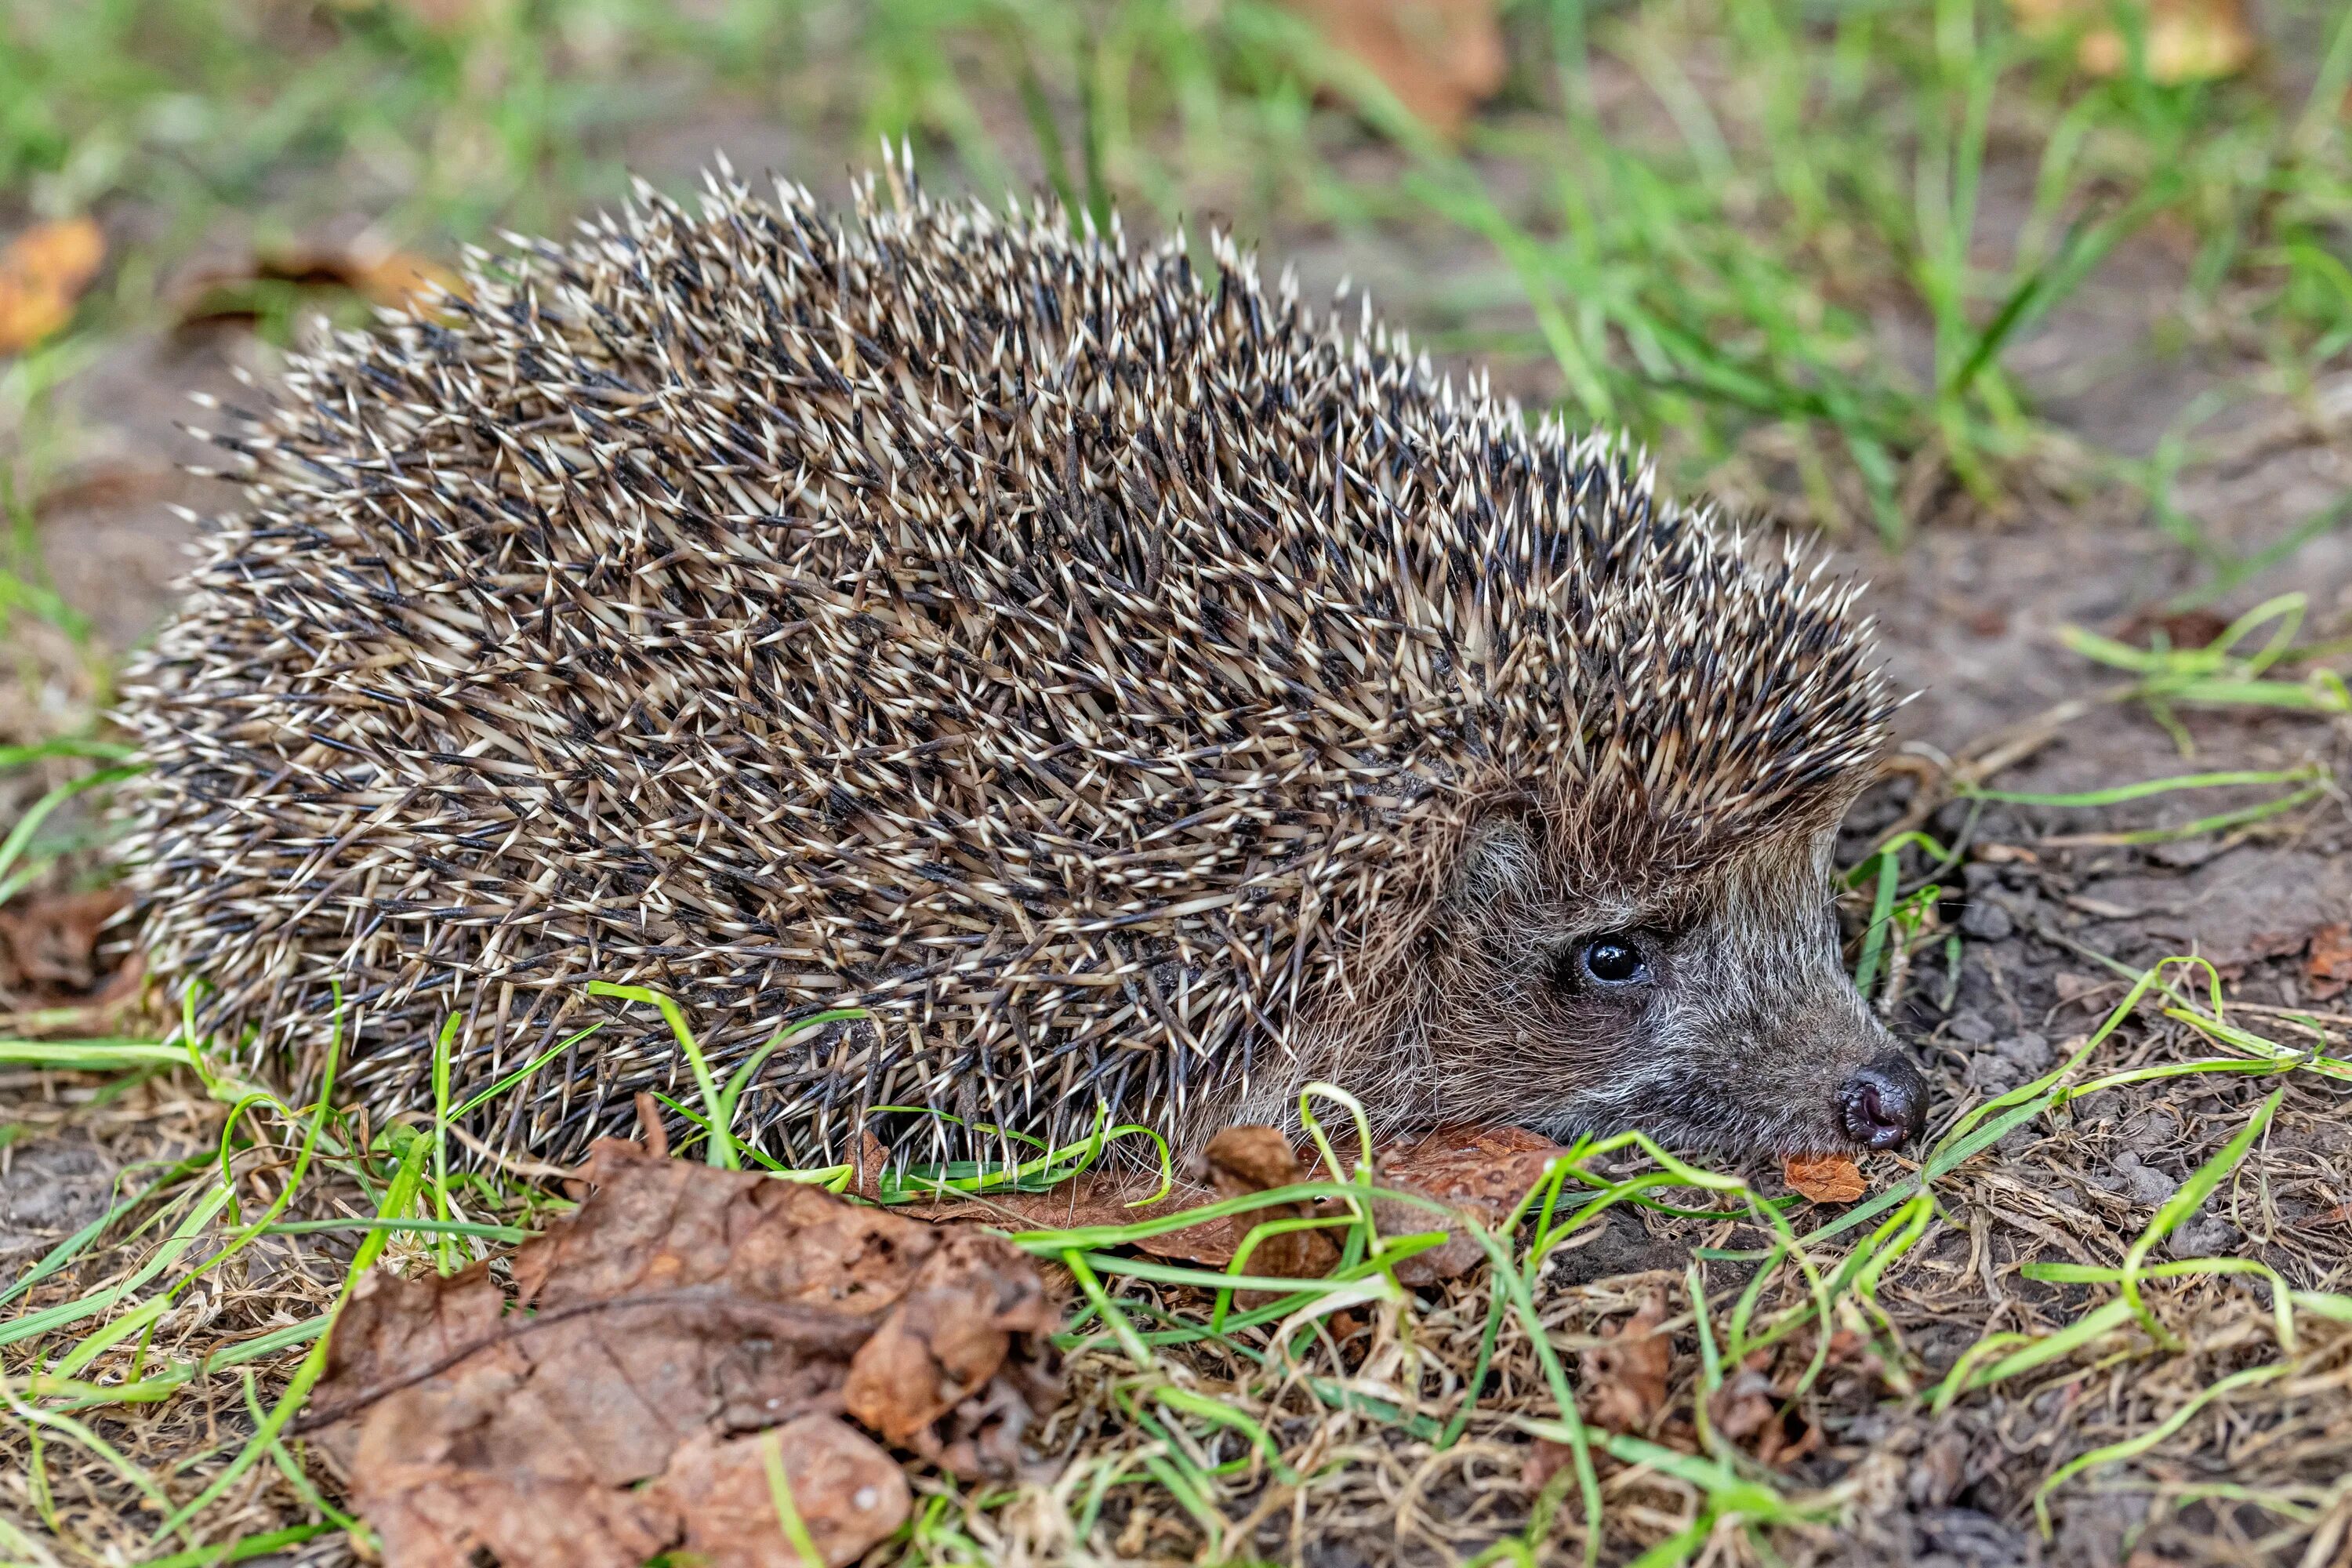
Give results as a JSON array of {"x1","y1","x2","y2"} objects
[{"x1": 6, "y1": 111, "x2": 2352, "y2": 1566}]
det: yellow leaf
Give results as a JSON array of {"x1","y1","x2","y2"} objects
[
  {"x1": 0, "y1": 216, "x2": 106, "y2": 353},
  {"x1": 1784, "y1": 1152, "x2": 1867, "y2": 1203},
  {"x1": 1283, "y1": 0, "x2": 1506, "y2": 140},
  {"x1": 2010, "y1": 0, "x2": 2256, "y2": 84},
  {"x1": 349, "y1": 252, "x2": 466, "y2": 313}
]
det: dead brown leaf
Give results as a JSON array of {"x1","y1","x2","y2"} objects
[
  {"x1": 0, "y1": 217, "x2": 105, "y2": 353},
  {"x1": 2307, "y1": 923, "x2": 2352, "y2": 1001},
  {"x1": 0, "y1": 889, "x2": 140, "y2": 1016},
  {"x1": 1284, "y1": 0, "x2": 1506, "y2": 138},
  {"x1": 877, "y1": 1121, "x2": 1571, "y2": 1287},
  {"x1": 1580, "y1": 1292, "x2": 1671, "y2": 1434},
  {"x1": 1373, "y1": 1123, "x2": 1571, "y2": 1283},
  {"x1": 1703, "y1": 1354, "x2": 1825, "y2": 1476},
  {"x1": 310, "y1": 1140, "x2": 1058, "y2": 1568},
  {"x1": 1204, "y1": 1124, "x2": 1342, "y2": 1284},
  {"x1": 1522, "y1": 1437, "x2": 1577, "y2": 1494},
  {"x1": 1708, "y1": 1365, "x2": 1777, "y2": 1443},
  {"x1": 843, "y1": 1229, "x2": 1059, "y2": 1465},
  {"x1": 2009, "y1": 0, "x2": 2255, "y2": 82},
  {"x1": 1381, "y1": 1123, "x2": 1566, "y2": 1210},
  {"x1": 1707, "y1": 1349, "x2": 1820, "y2": 1465},
  {"x1": 1784, "y1": 1152, "x2": 1867, "y2": 1203},
  {"x1": 656, "y1": 1422, "x2": 910, "y2": 1568},
  {"x1": 868, "y1": 1167, "x2": 1237, "y2": 1265},
  {"x1": 1756, "y1": 1405, "x2": 1821, "y2": 1465}
]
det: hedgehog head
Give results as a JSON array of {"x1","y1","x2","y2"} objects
[
  {"x1": 1239, "y1": 514, "x2": 1911, "y2": 1157},
  {"x1": 1399, "y1": 792, "x2": 1918, "y2": 1157}
]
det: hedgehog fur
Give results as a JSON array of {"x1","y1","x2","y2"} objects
[{"x1": 119, "y1": 154, "x2": 1911, "y2": 1170}]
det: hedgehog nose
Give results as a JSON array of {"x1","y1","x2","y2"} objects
[{"x1": 1837, "y1": 1053, "x2": 1927, "y2": 1150}]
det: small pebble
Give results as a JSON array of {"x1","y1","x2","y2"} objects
[
  {"x1": 1958, "y1": 900, "x2": 2015, "y2": 942},
  {"x1": 2122, "y1": 1108, "x2": 2180, "y2": 1151},
  {"x1": 1994, "y1": 1033, "x2": 2051, "y2": 1072},
  {"x1": 1947, "y1": 1010, "x2": 1996, "y2": 1047},
  {"x1": 1969, "y1": 1054, "x2": 2024, "y2": 1094},
  {"x1": 2112, "y1": 1152, "x2": 2178, "y2": 1208},
  {"x1": 2166, "y1": 1214, "x2": 2241, "y2": 1259}
]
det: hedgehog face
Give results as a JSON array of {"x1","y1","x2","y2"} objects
[{"x1": 1417, "y1": 818, "x2": 1927, "y2": 1155}]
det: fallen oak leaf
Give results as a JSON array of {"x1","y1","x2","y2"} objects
[{"x1": 1784, "y1": 1152, "x2": 1867, "y2": 1203}]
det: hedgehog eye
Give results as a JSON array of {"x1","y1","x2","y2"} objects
[{"x1": 1564, "y1": 935, "x2": 1646, "y2": 989}]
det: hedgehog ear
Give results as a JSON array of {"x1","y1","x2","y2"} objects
[{"x1": 1452, "y1": 811, "x2": 1543, "y2": 906}]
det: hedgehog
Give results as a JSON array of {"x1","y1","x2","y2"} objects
[{"x1": 117, "y1": 154, "x2": 1926, "y2": 1172}]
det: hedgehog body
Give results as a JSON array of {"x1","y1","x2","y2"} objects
[{"x1": 120, "y1": 161, "x2": 1917, "y2": 1167}]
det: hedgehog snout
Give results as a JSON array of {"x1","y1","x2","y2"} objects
[{"x1": 1835, "y1": 1053, "x2": 1927, "y2": 1149}]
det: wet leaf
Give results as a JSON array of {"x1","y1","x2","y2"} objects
[
  {"x1": 0, "y1": 217, "x2": 105, "y2": 352},
  {"x1": 867, "y1": 1170, "x2": 1236, "y2": 1265},
  {"x1": 1374, "y1": 1123, "x2": 1571, "y2": 1283},
  {"x1": 1784, "y1": 1152, "x2": 1867, "y2": 1203},
  {"x1": 1381, "y1": 1124, "x2": 1566, "y2": 1210},
  {"x1": 311, "y1": 1141, "x2": 1058, "y2": 1567},
  {"x1": 884, "y1": 1121, "x2": 1570, "y2": 1284}
]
